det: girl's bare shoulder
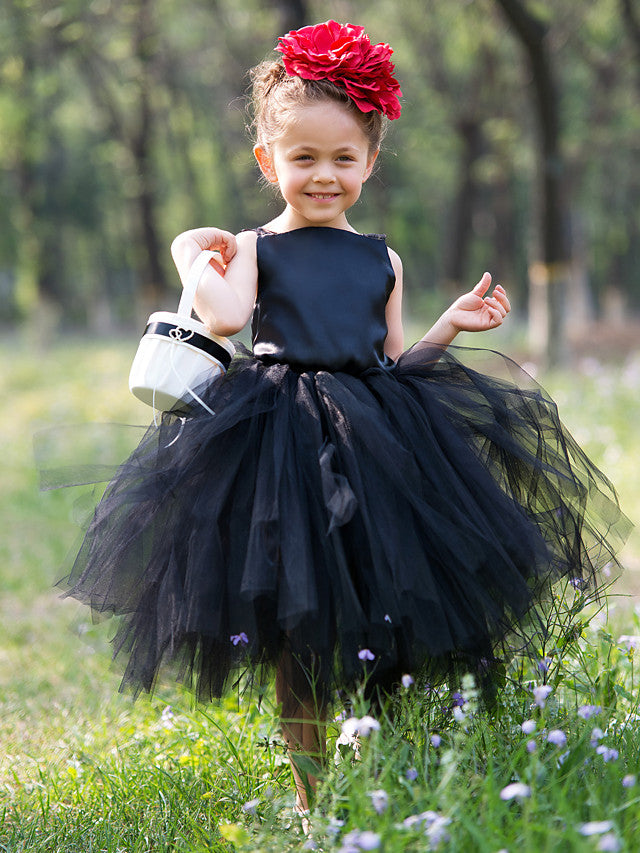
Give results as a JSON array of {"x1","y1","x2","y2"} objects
[{"x1": 385, "y1": 245, "x2": 403, "y2": 280}]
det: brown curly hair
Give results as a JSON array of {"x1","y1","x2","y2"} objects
[{"x1": 249, "y1": 60, "x2": 386, "y2": 154}]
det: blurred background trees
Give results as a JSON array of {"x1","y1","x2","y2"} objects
[{"x1": 0, "y1": 0, "x2": 638, "y2": 363}]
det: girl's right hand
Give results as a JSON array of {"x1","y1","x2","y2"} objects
[
  {"x1": 170, "y1": 227, "x2": 259, "y2": 336},
  {"x1": 171, "y1": 227, "x2": 238, "y2": 275}
]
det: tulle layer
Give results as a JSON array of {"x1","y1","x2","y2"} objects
[{"x1": 58, "y1": 343, "x2": 630, "y2": 700}]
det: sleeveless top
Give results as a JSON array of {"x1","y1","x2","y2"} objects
[{"x1": 251, "y1": 227, "x2": 396, "y2": 373}]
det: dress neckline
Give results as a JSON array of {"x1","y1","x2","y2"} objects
[{"x1": 255, "y1": 225, "x2": 386, "y2": 241}]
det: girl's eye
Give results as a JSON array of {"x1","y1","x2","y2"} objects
[{"x1": 295, "y1": 155, "x2": 313, "y2": 162}]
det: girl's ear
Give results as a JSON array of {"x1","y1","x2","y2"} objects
[
  {"x1": 254, "y1": 145, "x2": 278, "y2": 183},
  {"x1": 363, "y1": 148, "x2": 380, "y2": 183}
]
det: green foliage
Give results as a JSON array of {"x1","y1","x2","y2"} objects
[{"x1": 0, "y1": 0, "x2": 639, "y2": 325}]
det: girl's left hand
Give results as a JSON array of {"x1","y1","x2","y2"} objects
[{"x1": 445, "y1": 272, "x2": 510, "y2": 333}]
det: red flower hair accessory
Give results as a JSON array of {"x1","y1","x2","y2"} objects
[{"x1": 276, "y1": 20, "x2": 402, "y2": 120}]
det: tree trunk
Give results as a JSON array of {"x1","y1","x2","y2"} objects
[
  {"x1": 274, "y1": 0, "x2": 309, "y2": 32},
  {"x1": 52, "y1": 0, "x2": 170, "y2": 313},
  {"x1": 131, "y1": 0, "x2": 169, "y2": 309},
  {"x1": 620, "y1": 0, "x2": 640, "y2": 96},
  {"x1": 443, "y1": 118, "x2": 485, "y2": 294},
  {"x1": 494, "y1": 0, "x2": 571, "y2": 365}
]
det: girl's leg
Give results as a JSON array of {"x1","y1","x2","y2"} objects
[{"x1": 276, "y1": 650, "x2": 327, "y2": 813}]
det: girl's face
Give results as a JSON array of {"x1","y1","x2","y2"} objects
[{"x1": 254, "y1": 100, "x2": 378, "y2": 231}]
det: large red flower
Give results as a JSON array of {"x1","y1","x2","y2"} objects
[{"x1": 276, "y1": 20, "x2": 402, "y2": 120}]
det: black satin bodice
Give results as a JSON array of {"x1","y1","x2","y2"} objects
[{"x1": 252, "y1": 227, "x2": 395, "y2": 373}]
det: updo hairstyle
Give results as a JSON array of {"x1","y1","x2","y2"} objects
[{"x1": 250, "y1": 60, "x2": 387, "y2": 155}]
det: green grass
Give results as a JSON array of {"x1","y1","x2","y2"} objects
[{"x1": 1, "y1": 334, "x2": 639, "y2": 852}]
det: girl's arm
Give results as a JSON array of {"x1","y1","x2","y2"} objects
[
  {"x1": 422, "y1": 272, "x2": 510, "y2": 347},
  {"x1": 384, "y1": 248, "x2": 404, "y2": 360},
  {"x1": 171, "y1": 228, "x2": 258, "y2": 336}
]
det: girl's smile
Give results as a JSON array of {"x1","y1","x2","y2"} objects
[{"x1": 253, "y1": 100, "x2": 378, "y2": 231}]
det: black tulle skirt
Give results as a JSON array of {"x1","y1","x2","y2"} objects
[{"x1": 55, "y1": 342, "x2": 630, "y2": 701}]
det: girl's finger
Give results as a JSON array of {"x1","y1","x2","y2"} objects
[
  {"x1": 485, "y1": 296, "x2": 505, "y2": 315},
  {"x1": 493, "y1": 287, "x2": 511, "y2": 313},
  {"x1": 473, "y1": 271, "x2": 492, "y2": 297}
]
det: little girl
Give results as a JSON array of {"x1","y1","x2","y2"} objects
[{"x1": 65, "y1": 21, "x2": 629, "y2": 815}]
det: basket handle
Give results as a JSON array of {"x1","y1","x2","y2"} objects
[{"x1": 177, "y1": 250, "x2": 218, "y2": 318}]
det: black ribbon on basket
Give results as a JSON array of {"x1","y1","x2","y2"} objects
[{"x1": 144, "y1": 321, "x2": 233, "y2": 369}]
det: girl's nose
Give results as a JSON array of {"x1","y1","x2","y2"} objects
[{"x1": 313, "y1": 162, "x2": 335, "y2": 183}]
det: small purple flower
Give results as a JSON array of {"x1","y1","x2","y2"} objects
[
  {"x1": 546, "y1": 729, "x2": 567, "y2": 747},
  {"x1": 527, "y1": 739, "x2": 537, "y2": 753},
  {"x1": 369, "y1": 789, "x2": 388, "y2": 814},
  {"x1": 230, "y1": 632, "x2": 249, "y2": 646},
  {"x1": 537, "y1": 657, "x2": 552, "y2": 674},
  {"x1": 452, "y1": 691, "x2": 465, "y2": 707},
  {"x1": 591, "y1": 727, "x2": 604, "y2": 747},
  {"x1": 402, "y1": 810, "x2": 441, "y2": 830},
  {"x1": 327, "y1": 817, "x2": 345, "y2": 837},
  {"x1": 358, "y1": 648, "x2": 375, "y2": 661},
  {"x1": 598, "y1": 833, "x2": 621, "y2": 852},
  {"x1": 406, "y1": 767, "x2": 419, "y2": 781},
  {"x1": 402, "y1": 673, "x2": 414, "y2": 688},
  {"x1": 532, "y1": 684, "x2": 552, "y2": 708},
  {"x1": 619, "y1": 635, "x2": 640, "y2": 651},
  {"x1": 242, "y1": 797, "x2": 259, "y2": 815},
  {"x1": 430, "y1": 733, "x2": 442, "y2": 748},
  {"x1": 453, "y1": 706, "x2": 466, "y2": 723},
  {"x1": 578, "y1": 704, "x2": 602, "y2": 720},
  {"x1": 426, "y1": 815, "x2": 451, "y2": 847},
  {"x1": 570, "y1": 576, "x2": 587, "y2": 590},
  {"x1": 622, "y1": 774, "x2": 636, "y2": 788},
  {"x1": 358, "y1": 832, "x2": 382, "y2": 851},
  {"x1": 342, "y1": 830, "x2": 381, "y2": 851},
  {"x1": 521, "y1": 719, "x2": 536, "y2": 735},
  {"x1": 596, "y1": 745, "x2": 619, "y2": 762}
]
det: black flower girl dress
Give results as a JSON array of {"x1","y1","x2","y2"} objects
[{"x1": 60, "y1": 227, "x2": 630, "y2": 700}]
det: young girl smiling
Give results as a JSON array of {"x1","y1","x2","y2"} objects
[{"x1": 63, "y1": 20, "x2": 629, "y2": 819}]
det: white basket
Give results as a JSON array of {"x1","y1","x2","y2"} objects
[{"x1": 129, "y1": 252, "x2": 235, "y2": 411}]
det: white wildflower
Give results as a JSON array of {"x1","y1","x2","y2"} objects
[
  {"x1": 579, "y1": 821, "x2": 615, "y2": 836},
  {"x1": 500, "y1": 782, "x2": 531, "y2": 801},
  {"x1": 358, "y1": 715, "x2": 381, "y2": 736},
  {"x1": 532, "y1": 684, "x2": 552, "y2": 708},
  {"x1": 341, "y1": 717, "x2": 360, "y2": 740}
]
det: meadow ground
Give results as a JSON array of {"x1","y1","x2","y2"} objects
[{"x1": 1, "y1": 331, "x2": 640, "y2": 852}]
